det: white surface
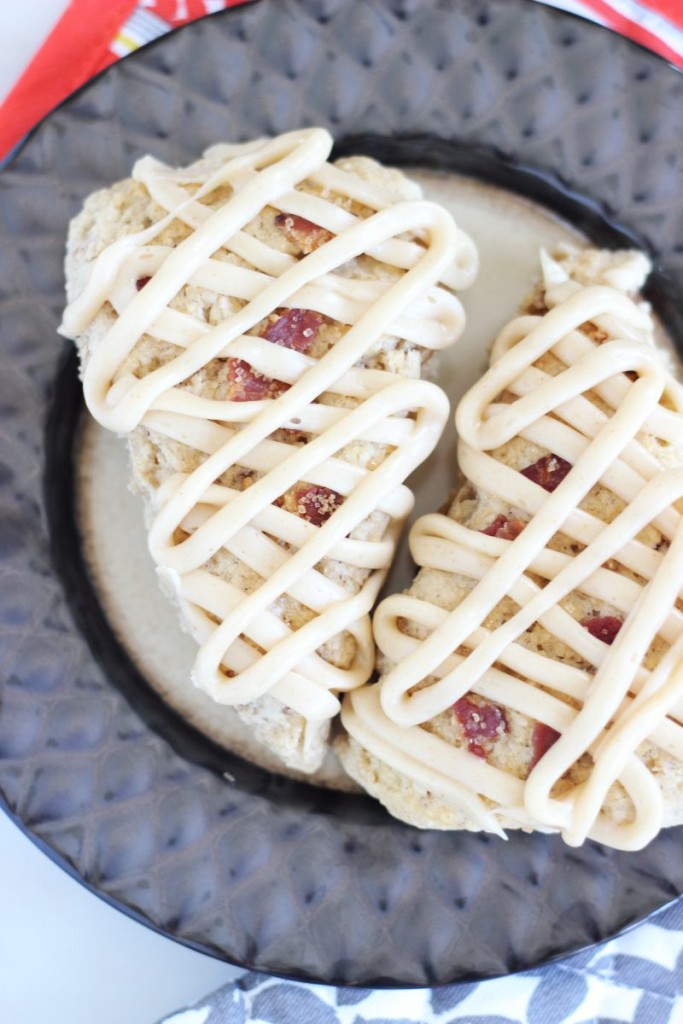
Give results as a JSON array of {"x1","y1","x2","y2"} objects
[
  {"x1": 0, "y1": 2, "x2": 70, "y2": 105},
  {"x1": 0, "y1": 811, "x2": 241, "y2": 1024}
]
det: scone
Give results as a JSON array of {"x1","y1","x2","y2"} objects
[
  {"x1": 59, "y1": 128, "x2": 478, "y2": 773},
  {"x1": 339, "y1": 247, "x2": 683, "y2": 849}
]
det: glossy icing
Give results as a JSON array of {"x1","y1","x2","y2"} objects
[
  {"x1": 343, "y1": 252, "x2": 683, "y2": 849},
  {"x1": 61, "y1": 128, "x2": 477, "y2": 723}
]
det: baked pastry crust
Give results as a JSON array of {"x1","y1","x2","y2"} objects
[
  {"x1": 60, "y1": 128, "x2": 477, "y2": 772},
  {"x1": 339, "y1": 247, "x2": 683, "y2": 849}
]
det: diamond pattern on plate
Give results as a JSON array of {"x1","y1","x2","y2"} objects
[{"x1": 0, "y1": 0, "x2": 682, "y2": 986}]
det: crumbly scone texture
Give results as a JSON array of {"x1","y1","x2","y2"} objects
[
  {"x1": 338, "y1": 247, "x2": 683, "y2": 828},
  {"x1": 65, "y1": 149, "x2": 433, "y2": 773}
]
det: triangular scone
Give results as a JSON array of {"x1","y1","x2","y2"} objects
[
  {"x1": 60, "y1": 128, "x2": 477, "y2": 773},
  {"x1": 339, "y1": 247, "x2": 683, "y2": 849}
]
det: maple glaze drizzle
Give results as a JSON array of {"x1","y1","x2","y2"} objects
[
  {"x1": 61, "y1": 128, "x2": 477, "y2": 724},
  {"x1": 343, "y1": 253, "x2": 683, "y2": 849}
]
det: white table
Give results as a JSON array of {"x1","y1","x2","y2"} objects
[{"x1": 0, "y1": 811, "x2": 241, "y2": 1023}]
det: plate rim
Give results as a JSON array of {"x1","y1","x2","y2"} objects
[
  {"x1": 2, "y1": 0, "x2": 681, "y2": 176},
  {"x1": 1, "y1": 0, "x2": 683, "y2": 987}
]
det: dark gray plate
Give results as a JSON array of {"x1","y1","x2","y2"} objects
[{"x1": 1, "y1": 0, "x2": 682, "y2": 987}]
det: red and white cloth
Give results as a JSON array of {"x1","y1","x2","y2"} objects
[
  {"x1": 0, "y1": 0, "x2": 681, "y2": 162},
  {"x1": 543, "y1": 0, "x2": 683, "y2": 63}
]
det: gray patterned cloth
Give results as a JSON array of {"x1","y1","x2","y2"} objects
[{"x1": 158, "y1": 900, "x2": 683, "y2": 1024}]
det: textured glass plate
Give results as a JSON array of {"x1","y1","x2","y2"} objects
[{"x1": 0, "y1": 0, "x2": 682, "y2": 987}]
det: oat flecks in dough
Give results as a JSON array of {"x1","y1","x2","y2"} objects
[
  {"x1": 61, "y1": 128, "x2": 477, "y2": 774},
  {"x1": 339, "y1": 247, "x2": 683, "y2": 849}
]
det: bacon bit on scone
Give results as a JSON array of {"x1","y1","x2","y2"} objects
[
  {"x1": 521, "y1": 454, "x2": 572, "y2": 492},
  {"x1": 480, "y1": 514, "x2": 526, "y2": 539},
  {"x1": 293, "y1": 484, "x2": 344, "y2": 526},
  {"x1": 226, "y1": 358, "x2": 289, "y2": 402},
  {"x1": 226, "y1": 309, "x2": 324, "y2": 401},
  {"x1": 453, "y1": 696, "x2": 509, "y2": 759},
  {"x1": 581, "y1": 615, "x2": 623, "y2": 645},
  {"x1": 135, "y1": 276, "x2": 151, "y2": 291},
  {"x1": 262, "y1": 308, "x2": 323, "y2": 352},
  {"x1": 529, "y1": 722, "x2": 561, "y2": 774},
  {"x1": 274, "y1": 212, "x2": 334, "y2": 254}
]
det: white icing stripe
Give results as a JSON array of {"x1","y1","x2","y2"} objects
[
  {"x1": 342, "y1": 251, "x2": 683, "y2": 849},
  {"x1": 409, "y1": 516, "x2": 683, "y2": 648},
  {"x1": 61, "y1": 128, "x2": 477, "y2": 724},
  {"x1": 342, "y1": 687, "x2": 522, "y2": 834}
]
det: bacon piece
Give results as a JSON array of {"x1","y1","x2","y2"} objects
[
  {"x1": 292, "y1": 484, "x2": 344, "y2": 526},
  {"x1": 581, "y1": 615, "x2": 623, "y2": 645},
  {"x1": 227, "y1": 309, "x2": 323, "y2": 401},
  {"x1": 480, "y1": 514, "x2": 526, "y2": 540},
  {"x1": 226, "y1": 359, "x2": 289, "y2": 402},
  {"x1": 262, "y1": 308, "x2": 323, "y2": 352},
  {"x1": 521, "y1": 454, "x2": 572, "y2": 492},
  {"x1": 467, "y1": 742, "x2": 488, "y2": 761},
  {"x1": 453, "y1": 696, "x2": 508, "y2": 758},
  {"x1": 529, "y1": 722, "x2": 561, "y2": 773},
  {"x1": 274, "y1": 212, "x2": 334, "y2": 254},
  {"x1": 136, "y1": 276, "x2": 151, "y2": 291}
]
